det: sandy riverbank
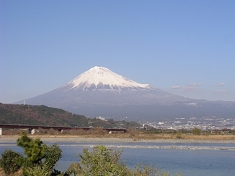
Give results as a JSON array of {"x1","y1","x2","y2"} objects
[{"x1": 1, "y1": 135, "x2": 235, "y2": 144}]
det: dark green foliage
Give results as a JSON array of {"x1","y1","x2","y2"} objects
[
  {"x1": 66, "y1": 163, "x2": 82, "y2": 175},
  {"x1": 15, "y1": 132, "x2": 62, "y2": 176},
  {"x1": 17, "y1": 131, "x2": 46, "y2": 166},
  {"x1": 44, "y1": 144, "x2": 62, "y2": 171},
  {"x1": 0, "y1": 103, "x2": 140, "y2": 128},
  {"x1": 0, "y1": 132, "x2": 62, "y2": 175},
  {"x1": 0, "y1": 103, "x2": 89, "y2": 126},
  {"x1": 0, "y1": 149, "x2": 22, "y2": 174}
]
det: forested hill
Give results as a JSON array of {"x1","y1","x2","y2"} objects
[{"x1": 0, "y1": 103, "x2": 140, "y2": 128}]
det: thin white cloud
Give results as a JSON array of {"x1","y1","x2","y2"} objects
[
  {"x1": 216, "y1": 82, "x2": 225, "y2": 86},
  {"x1": 171, "y1": 86, "x2": 181, "y2": 89},
  {"x1": 218, "y1": 90, "x2": 227, "y2": 93},
  {"x1": 189, "y1": 83, "x2": 202, "y2": 87},
  {"x1": 172, "y1": 83, "x2": 202, "y2": 92}
]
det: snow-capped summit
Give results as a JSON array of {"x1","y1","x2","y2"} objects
[{"x1": 65, "y1": 66, "x2": 152, "y2": 91}]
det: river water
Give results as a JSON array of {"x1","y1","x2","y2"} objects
[{"x1": 0, "y1": 140, "x2": 234, "y2": 176}]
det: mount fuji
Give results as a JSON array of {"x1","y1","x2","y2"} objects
[
  {"x1": 65, "y1": 66, "x2": 153, "y2": 91},
  {"x1": 20, "y1": 66, "x2": 235, "y2": 121}
]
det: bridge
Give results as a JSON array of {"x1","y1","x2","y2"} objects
[{"x1": 0, "y1": 124, "x2": 127, "y2": 135}]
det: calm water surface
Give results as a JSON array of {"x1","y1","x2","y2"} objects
[{"x1": 0, "y1": 141, "x2": 234, "y2": 176}]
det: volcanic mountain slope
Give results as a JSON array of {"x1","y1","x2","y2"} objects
[
  {"x1": 21, "y1": 66, "x2": 235, "y2": 121},
  {"x1": 24, "y1": 66, "x2": 185, "y2": 105}
]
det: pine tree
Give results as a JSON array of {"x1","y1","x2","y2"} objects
[{"x1": 16, "y1": 132, "x2": 62, "y2": 176}]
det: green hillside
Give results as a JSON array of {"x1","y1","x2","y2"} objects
[{"x1": 0, "y1": 103, "x2": 140, "y2": 128}]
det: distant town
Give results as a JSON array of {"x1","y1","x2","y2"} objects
[{"x1": 143, "y1": 116, "x2": 235, "y2": 131}]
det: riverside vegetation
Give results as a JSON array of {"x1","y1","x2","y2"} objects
[
  {"x1": 2, "y1": 126, "x2": 235, "y2": 141},
  {"x1": 0, "y1": 132, "x2": 182, "y2": 176}
]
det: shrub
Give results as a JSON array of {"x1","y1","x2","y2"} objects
[
  {"x1": 0, "y1": 149, "x2": 22, "y2": 174},
  {"x1": 69, "y1": 145, "x2": 182, "y2": 176},
  {"x1": 17, "y1": 131, "x2": 47, "y2": 167},
  {"x1": 16, "y1": 131, "x2": 62, "y2": 176},
  {"x1": 176, "y1": 131, "x2": 182, "y2": 139},
  {"x1": 79, "y1": 145, "x2": 127, "y2": 176},
  {"x1": 66, "y1": 163, "x2": 82, "y2": 175},
  {"x1": 192, "y1": 128, "x2": 201, "y2": 135}
]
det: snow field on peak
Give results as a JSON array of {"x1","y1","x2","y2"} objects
[{"x1": 67, "y1": 66, "x2": 151, "y2": 90}]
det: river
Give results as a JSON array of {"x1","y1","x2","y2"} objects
[{"x1": 0, "y1": 140, "x2": 234, "y2": 176}]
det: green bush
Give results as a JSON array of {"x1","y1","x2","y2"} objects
[
  {"x1": 0, "y1": 149, "x2": 22, "y2": 174},
  {"x1": 67, "y1": 145, "x2": 182, "y2": 176},
  {"x1": 176, "y1": 131, "x2": 182, "y2": 139},
  {"x1": 192, "y1": 128, "x2": 201, "y2": 135},
  {"x1": 17, "y1": 131, "x2": 62, "y2": 176},
  {"x1": 0, "y1": 132, "x2": 62, "y2": 176},
  {"x1": 79, "y1": 145, "x2": 127, "y2": 176}
]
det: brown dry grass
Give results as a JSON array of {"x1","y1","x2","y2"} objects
[
  {"x1": 1, "y1": 131, "x2": 235, "y2": 141},
  {"x1": 115, "y1": 133, "x2": 235, "y2": 141},
  {"x1": 35, "y1": 133, "x2": 235, "y2": 141}
]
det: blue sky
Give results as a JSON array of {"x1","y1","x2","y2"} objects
[{"x1": 1, "y1": 0, "x2": 235, "y2": 103}]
